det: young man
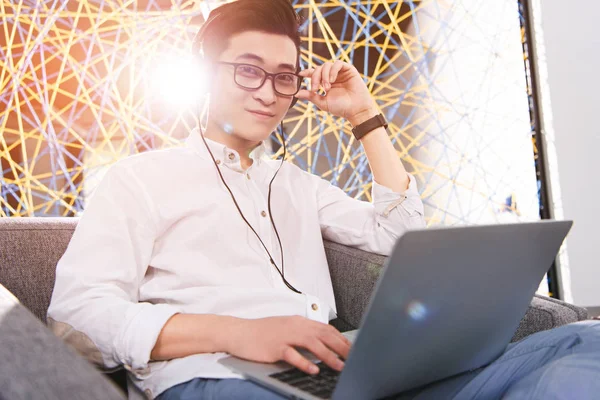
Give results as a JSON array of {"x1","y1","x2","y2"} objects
[{"x1": 48, "y1": 1, "x2": 600, "y2": 399}]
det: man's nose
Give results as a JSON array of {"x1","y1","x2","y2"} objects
[{"x1": 253, "y1": 76, "x2": 277, "y2": 104}]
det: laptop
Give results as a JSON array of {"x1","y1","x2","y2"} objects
[{"x1": 219, "y1": 221, "x2": 573, "y2": 400}]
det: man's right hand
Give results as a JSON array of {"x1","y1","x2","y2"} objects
[{"x1": 225, "y1": 316, "x2": 352, "y2": 375}]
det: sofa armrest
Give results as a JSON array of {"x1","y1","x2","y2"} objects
[
  {"x1": 511, "y1": 294, "x2": 589, "y2": 342},
  {"x1": 323, "y1": 240, "x2": 590, "y2": 340}
]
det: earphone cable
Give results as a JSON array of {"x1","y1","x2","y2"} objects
[{"x1": 196, "y1": 109, "x2": 301, "y2": 294}]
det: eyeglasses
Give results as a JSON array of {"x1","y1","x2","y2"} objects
[{"x1": 217, "y1": 61, "x2": 302, "y2": 96}]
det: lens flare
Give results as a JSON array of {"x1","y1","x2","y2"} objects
[
  {"x1": 223, "y1": 123, "x2": 234, "y2": 134},
  {"x1": 406, "y1": 300, "x2": 428, "y2": 321}
]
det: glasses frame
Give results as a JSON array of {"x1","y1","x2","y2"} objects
[{"x1": 217, "y1": 61, "x2": 303, "y2": 97}]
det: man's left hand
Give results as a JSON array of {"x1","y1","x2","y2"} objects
[{"x1": 294, "y1": 61, "x2": 379, "y2": 126}]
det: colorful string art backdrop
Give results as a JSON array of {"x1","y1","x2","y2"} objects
[{"x1": 1, "y1": 1, "x2": 546, "y2": 228}]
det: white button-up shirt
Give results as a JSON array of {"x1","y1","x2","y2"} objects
[{"x1": 47, "y1": 128, "x2": 425, "y2": 398}]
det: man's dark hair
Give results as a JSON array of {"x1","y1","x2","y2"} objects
[{"x1": 195, "y1": 0, "x2": 304, "y2": 69}]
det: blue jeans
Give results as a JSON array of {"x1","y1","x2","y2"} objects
[{"x1": 158, "y1": 321, "x2": 600, "y2": 400}]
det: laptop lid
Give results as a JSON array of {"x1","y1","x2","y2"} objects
[{"x1": 332, "y1": 220, "x2": 572, "y2": 399}]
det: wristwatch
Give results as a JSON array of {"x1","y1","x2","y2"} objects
[{"x1": 351, "y1": 113, "x2": 388, "y2": 140}]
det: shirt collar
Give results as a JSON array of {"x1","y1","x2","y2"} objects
[{"x1": 185, "y1": 128, "x2": 274, "y2": 171}]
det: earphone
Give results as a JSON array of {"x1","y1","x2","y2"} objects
[{"x1": 191, "y1": 13, "x2": 302, "y2": 294}]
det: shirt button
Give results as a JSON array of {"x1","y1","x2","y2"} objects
[
  {"x1": 215, "y1": 159, "x2": 221, "y2": 165},
  {"x1": 246, "y1": 173, "x2": 251, "y2": 180},
  {"x1": 261, "y1": 210, "x2": 267, "y2": 218},
  {"x1": 228, "y1": 153, "x2": 235, "y2": 161},
  {"x1": 311, "y1": 303, "x2": 319, "y2": 311}
]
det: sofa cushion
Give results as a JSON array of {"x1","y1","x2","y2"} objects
[
  {"x1": 324, "y1": 239, "x2": 386, "y2": 329},
  {"x1": 0, "y1": 218, "x2": 77, "y2": 323},
  {"x1": 0, "y1": 283, "x2": 125, "y2": 399}
]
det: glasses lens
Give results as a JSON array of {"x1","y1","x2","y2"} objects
[
  {"x1": 274, "y1": 73, "x2": 300, "y2": 96},
  {"x1": 235, "y1": 65, "x2": 266, "y2": 89}
]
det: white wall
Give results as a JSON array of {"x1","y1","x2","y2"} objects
[{"x1": 540, "y1": 0, "x2": 600, "y2": 307}]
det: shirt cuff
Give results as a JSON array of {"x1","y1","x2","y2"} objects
[
  {"x1": 372, "y1": 173, "x2": 423, "y2": 217},
  {"x1": 304, "y1": 294, "x2": 332, "y2": 324},
  {"x1": 115, "y1": 303, "x2": 181, "y2": 375}
]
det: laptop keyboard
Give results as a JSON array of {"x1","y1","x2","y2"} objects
[{"x1": 269, "y1": 363, "x2": 340, "y2": 399}]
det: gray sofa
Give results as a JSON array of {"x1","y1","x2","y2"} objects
[{"x1": 0, "y1": 217, "x2": 590, "y2": 399}]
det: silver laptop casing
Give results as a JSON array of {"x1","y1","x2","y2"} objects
[{"x1": 220, "y1": 221, "x2": 573, "y2": 400}]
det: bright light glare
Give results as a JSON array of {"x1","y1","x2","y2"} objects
[{"x1": 149, "y1": 55, "x2": 207, "y2": 108}]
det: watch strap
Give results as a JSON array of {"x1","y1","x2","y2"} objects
[{"x1": 351, "y1": 113, "x2": 388, "y2": 140}]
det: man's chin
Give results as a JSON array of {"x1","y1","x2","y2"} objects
[
  {"x1": 234, "y1": 129, "x2": 274, "y2": 144},
  {"x1": 238, "y1": 122, "x2": 279, "y2": 141}
]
